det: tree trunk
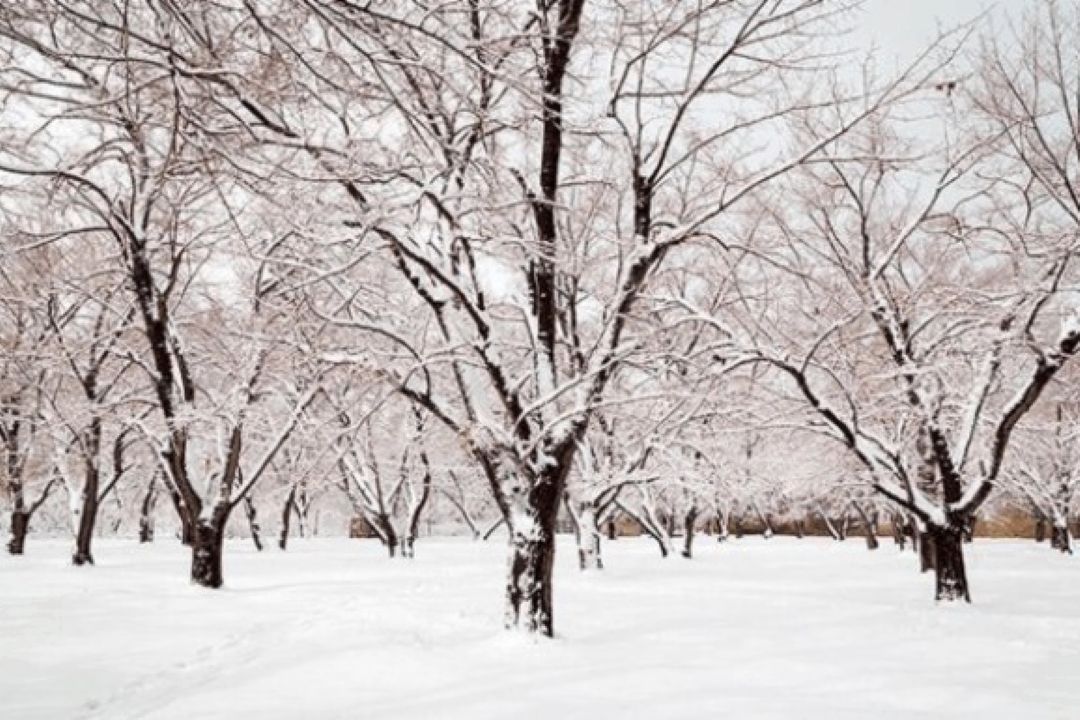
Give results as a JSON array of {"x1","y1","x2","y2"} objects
[
  {"x1": 930, "y1": 525, "x2": 970, "y2": 602},
  {"x1": 575, "y1": 505, "x2": 603, "y2": 570},
  {"x1": 72, "y1": 431, "x2": 102, "y2": 566},
  {"x1": 892, "y1": 516, "x2": 906, "y2": 549},
  {"x1": 1035, "y1": 517, "x2": 1047, "y2": 543},
  {"x1": 400, "y1": 467, "x2": 432, "y2": 560},
  {"x1": 715, "y1": 511, "x2": 729, "y2": 542},
  {"x1": 919, "y1": 530, "x2": 936, "y2": 573},
  {"x1": 190, "y1": 507, "x2": 229, "y2": 588},
  {"x1": 72, "y1": 488, "x2": 99, "y2": 566},
  {"x1": 163, "y1": 481, "x2": 194, "y2": 546},
  {"x1": 681, "y1": 506, "x2": 698, "y2": 559},
  {"x1": 1051, "y1": 523, "x2": 1073, "y2": 554},
  {"x1": 375, "y1": 513, "x2": 398, "y2": 558},
  {"x1": 505, "y1": 509, "x2": 557, "y2": 636},
  {"x1": 139, "y1": 476, "x2": 157, "y2": 543},
  {"x1": 243, "y1": 496, "x2": 263, "y2": 552},
  {"x1": 817, "y1": 508, "x2": 841, "y2": 541},
  {"x1": 278, "y1": 486, "x2": 296, "y2": 550},
  {"x1": 7, "y1": 510, "x2": 29, "y2": 555},
  {"x1": 853, "y1": 504, "x2": 879, "y2": 551}
]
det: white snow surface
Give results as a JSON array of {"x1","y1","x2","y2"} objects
[{"x1": 2, "y1": 536, "x2": 1078, "y2": 719}]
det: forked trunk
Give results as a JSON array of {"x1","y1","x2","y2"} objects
[
  {"x1": 930, "y1": 525, "x2": 970, "y2": 602},
  {"x1": 7, "y1": 510, "x2": 29, "y2": 555}
]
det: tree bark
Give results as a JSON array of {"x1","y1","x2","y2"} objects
[
  {"x1": 919, "y1": 529, "x2": 936, "y2": 573},
  {"x1": 72, "y1": 422, "x2": 102, "y2": 566},
  {"x1": 139, "y1": 476, "x2": 157, "y2": 543},
  {"x1": 505, "y1": 512, "x2": 557, "y2": 635},
  {"x1": 853, "y1": 504, "x2": 879, "y2": 551},
  {"x1": 930, "y1": 524, "x2": 970, "y2": 602},
  {"x1": 278, "y1": 486, "x2": 296, "y2": 550},
  {"x1": 681, "y1": 505, "x2": 699, "y2": 558},
  {"x1": 190, "y1": 506, "x2": 229, "y2": 588},
  {"x1": 1051, "y1": 523, "x2": 1073, "y2": 554},
  {"x1": 575, "y1": 504, "x2": 603, "y2": 570},
  {"x1": 244, "y1": 496, "x2": 263, "y2": 552},
  {"x1": 72, "y1": 487, "x2": 99, "y2": 566},
  {"x1": 7, "y1": 510, "x2": 29, "y2": 555}
]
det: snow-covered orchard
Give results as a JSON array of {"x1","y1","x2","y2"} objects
[{"x1": 1, "y1": 0, "x2": 1080, "y2": 716}]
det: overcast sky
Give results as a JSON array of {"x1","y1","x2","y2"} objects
[{"x1": 859, "y1": 0, "x2": 998, "y2": 63}]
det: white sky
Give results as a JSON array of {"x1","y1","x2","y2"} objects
[{"x1": 858, "y1": 0, "x2": 998, "y2": 63}]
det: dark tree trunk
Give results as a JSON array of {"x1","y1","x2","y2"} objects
[
  {"x1": 605, "y1": 518, "x2": 616, "y2": 540},
  {"x1": 244, "y1": 496, "x2": 263, "y2": 552},
  {"x1": 503, "y1": 456, "x2": 572, "y2": 636},
  {"x1": 962, "y1": 515, "x2": 976, "y2": 543},
  {"x1": 930, "y1": 525, "x2": 970, "y2": 602},
  {"x1": 7, "y1": 511, "x2": 29, "y2": 555},
  {"x1": 715, "y1": 512, "x2": 729, "y2": 542},
  {"x1": 681, "y1": 506, "x2": 698, "y2": 559},
  {"x1": 505, "y1": 503, "x2": 558, "y2": 635},
  {"x1": 278, "y1": 486, "x2": 296, "y2": 550},
  {"x1": 919, "y1": 530, "x2": 936, "y2": 573},
  {"x1": 190, "y1": 507, "x2": 229, "y2": 588},
  {"x1": 72, "y1": 489, "x2": 99, "y2": 566},
  {"x1": 793, "y1": 519, "x2": 805, "y2": 539},
  {"x1": 139, "y1": 476, "x2": 157, "y2": 543},
  {"x1": 892, "y1": 517, "x2": 906, "y2": 549},
  {"x1": 1035, "y1": 517, "x2": 1047, "y2": 543},
  {"x1": 375, "y1": 513, "x2": 398, "y2": 558},
  {"x1": 904, "y1": 517, "x2": 918, "y2": 553},
  {"x1": 72, "y1": 418, "x2": 105, "y2": 566},
  {"x1": 853, "y1": 504, "x2": 879, "y2": 551},
  {"x1": 1051, "y1": 523, "x2": 1073, "y2": 554},
  {"x1": 664, "y1": 511, "x2": 677, "y2": 539}
]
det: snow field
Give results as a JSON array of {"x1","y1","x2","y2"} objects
[{"x1": 1, "y1": 536, "x2": 1078, "y2": 719}]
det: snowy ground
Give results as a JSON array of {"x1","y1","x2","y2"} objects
[{"x1": 1, "y1": 536, "x2": 1078, "y2": 719}]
